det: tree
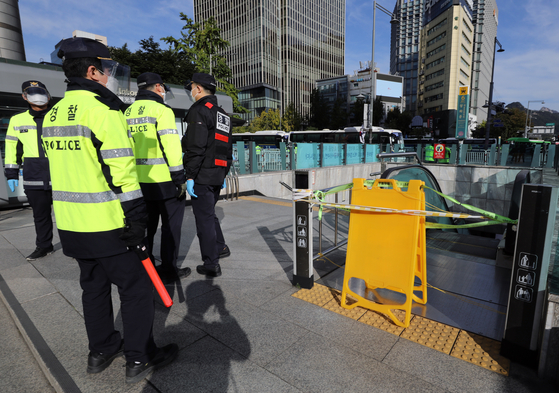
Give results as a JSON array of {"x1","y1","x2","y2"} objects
[
  {"x1": 329, "y1": 97, "x2": 348, "y2": 130},
  {"x1": 162, "y1": 14, "x2": 248, "y2": 114},
  {"x1": 472, "y1": 107, "x2": 526, "y2": 141},
  {"x1": 350, "y1": 98, "x2": 365, "y2": 126},
  {"x1": 248, "y1": 109, "x2": 281, "y2": 131},
  {"x1": 384, "y1": 108, "x2": 413, "y2": 134},
  {"x1": 308, "y1": 88, "x2": 330, "y2": 129},
  {"x1": 282, "y1": 102, "x2": 302, "y2": 131},
  {"x1": 109, "y1": 37, "x2": 195, "y2": 85}
]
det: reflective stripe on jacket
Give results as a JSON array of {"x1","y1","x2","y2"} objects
[
  {"x1": 43, "y1": 90, "x2": 142, "y2": 236},
  {"x1": 4, "y1": 110, "x2": 51, "y2": 190},
  {"x1": 125, "y1": 91, "x2": 185, "y2": 200}
]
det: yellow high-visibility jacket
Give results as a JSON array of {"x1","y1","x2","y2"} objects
[
  {"x1": 125, "y1": 90, "x2": 185, "y2": 200},
  {"x1": 42, "y1": 80, "x2": 145, "y2": 258}
]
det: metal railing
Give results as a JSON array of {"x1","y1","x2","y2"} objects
[{"x1": 315, "y1": 191, "x2": 348, "y2": 260}]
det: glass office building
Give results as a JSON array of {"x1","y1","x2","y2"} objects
[
  {"x1": 194, "y1": 0, "x2": 345, "y2": 122},
  {"x1": 390, "y1": 0, "x2": 424, "y2": 113}
]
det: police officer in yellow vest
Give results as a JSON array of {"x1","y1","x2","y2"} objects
[
  {"x1": 125, "y1": 72, "x2": 189, "y2": 284},
  {"x1": 42, "y1": 37, "x2": 178, "y2": 384},
  {"x1": 425, "y1": 144, "x2": 435, "y2": 162},
  {"x1": 4, "y1": 81, "x2": 54, "y2": 260}
]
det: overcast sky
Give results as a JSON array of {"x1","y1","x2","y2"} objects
[{"x1": 20, "y1": 0, "x2": 559, "y2": 112}]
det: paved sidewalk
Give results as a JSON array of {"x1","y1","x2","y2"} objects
[{"x1": 0, "y1": 196, "x2": 555, "y2": 392}]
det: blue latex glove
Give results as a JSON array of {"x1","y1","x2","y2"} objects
[
  {"x1": 186, "y1": 179, "x2": 197, "y2": 198},
  {"x1": 221, "y1": 179, "x2": 226, "y2": 189},
  {"x1": 7, "y1": 179, "x2": 18, "y2": 192}
]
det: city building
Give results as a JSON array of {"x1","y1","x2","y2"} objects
[
  {"x1": 390, "y1": 0, "x2": 424, "y2": 113},
  {"x1": 316, "y1": 65, "x2": 404, "y2": 127},
  {"x1": 194, "y1": 0, "x2": 345, "y2": 122},
  {"x1": 0, "y1": 0, "x2": 26, "y2": 61},
  {"x1": 469, "y1": 0, "x2": 498, "y2": 124},
  {"x1": 416, "y1": 0, "x2": 475, "y2": 138}
]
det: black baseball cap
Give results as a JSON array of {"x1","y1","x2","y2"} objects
[
  {"x1": 57, "y1": 37, "x2": 112, "y2": 60},
  {"x1": 137, "y1": 72, "x2": 170, "y2": 92},
  {"x1": 21, "y1": 80, "x2": 49, "y2": 95},
  {"x1": 185, "y1": 73, "x2": 217, "y2": 92}
]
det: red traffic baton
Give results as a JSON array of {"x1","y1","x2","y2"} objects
[{"x1": 133, "y1": 244, "x2": 173, "y2": 308}]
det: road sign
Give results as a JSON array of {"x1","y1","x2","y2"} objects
[{"x1": 546, "y1": 123, "x2": 555, "y2": 126}]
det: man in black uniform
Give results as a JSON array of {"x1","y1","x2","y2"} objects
[
  {"x1": 43, "y1": 37, "x2": 178, "y2": 383},
  {"x1": 4, "y1": 81, "x2": 54, "y2": 260},
  {"x1": 183, "y1": 73, "x2": 233, "y2": 277}
]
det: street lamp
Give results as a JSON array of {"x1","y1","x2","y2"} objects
[
  {"x1": 370, "y1": 1, "x2": 399, "y2": 130},
  {"x1": 524, "y1": 100, "x2": 545, "y2": 138},
  {"x1": 484, "y1": 37, "x2": 504, "y2": 150}
]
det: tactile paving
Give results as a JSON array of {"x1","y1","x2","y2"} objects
[
  {"x1": 400, "y1": 315, "x2": 460, "y2": 354},
  {"x1": 450, "y1": 330, "x2": 510, "y2": 375},
  {"x1": 323, "y1": 291, "x2": 368, "y2": 320},
  {"x1": 292, "y1": 283, "x2": 336, "y2": 307},
  {"x1": 358, "y1": 309, "x2": 408, "y2": 336},
  {"x1": 292, "y1": 285, "x2": 511, "y2": 375}
]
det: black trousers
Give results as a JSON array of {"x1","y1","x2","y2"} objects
[
  {"x1": 192, "y1": 184, "x2": 225, "y2": 267},
  {"x1": 77, "y1": 250, "x2": 156, "y2": 363},
  {"x1": 24, "y1": 189, "x2": 53, "y2": 249},
  {"x1": 144, "y1": 196, "x2": 185, "y2": 274}
]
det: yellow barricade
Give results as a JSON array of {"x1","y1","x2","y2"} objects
[{"x1": 341, "y1": 178, "x2": 427, "y2": 327}]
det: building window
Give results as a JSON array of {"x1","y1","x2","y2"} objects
[
  {"x1": 427, "y1": 18, "x2": 447, "y2": 36},
  {"x1": 427, "y1": 31, "x2": 446, "y2": 47},
  {"x1": 425, "y1": 80, "x2": 444, "y2": 92},
  {"x1": 460, "y1": 69, "x2": 469, "y2": 80},
  {"x1": 426, "y1": 56, "x2": 445, "y2": 70},
  {"x1": 462, "y1": 19, "x2": 472, "y2": 33},
  {"x1": 426, "y1": 43, "x2": 446, "y2": 58},
  {"x1": 461, "y1": 44, "x2": 471, "y2": 57},
  {"x1": 424, "y1": 93, "x2": 443, "y2": 103},
  {"x1": 460, "y1": 57, "x2": 470, "y2": 68},
  {"x1": 425, "y1": 68, "x2": 445, "y2": 81},
  {"x1": 462, "y1": 32, "x2": 472, "y2": 44}
]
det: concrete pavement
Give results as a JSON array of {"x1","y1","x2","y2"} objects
[{"x1": 0, "y1": 195, "x2": 555, "y2": 392}]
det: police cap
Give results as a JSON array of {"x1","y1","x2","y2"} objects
[
  {"x1": 185, "y1": 73, "x2": 217, "y2": 92},
  {"x1": 21, "y1": 80, "x2": 49, "y2": 95},
  {"x1": 57, "y1": 37, "x2": 112, "y2": 60},
  {"x1": 137, "y1": 72, "x2": 164, "y2": 88}
]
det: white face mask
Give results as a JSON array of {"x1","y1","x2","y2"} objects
[
  {"x1": 26, "y1": 94, "x2": 49, "y2": 106},
  {"x1": 190, "y1": 90, "x2": 199, "y2": 101},
  {"x1": 105, "y1": 76, "x2": 119, "y2": 94}
]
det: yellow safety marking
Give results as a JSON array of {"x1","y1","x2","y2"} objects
[
  {"x1": 239, "y1": 196, "x2": 292, "y2": 207},
  {"x1": 359, "y1": 310, "x2": 408, "y2": 336},
  {"x1": 292, "y1": 284, "x2": 511, "y2": 375},
  {"x1": 450, "y1": 331, "x2": 510, "y2": 376},
  {"x1": 324, "y1": 292, "x2": 368, "y2": 320},
  {"x1": 400, "y1": 315, "x2": 460, "y2": 355},
  {"x1": 292, "y1": 283, "x2": 336, "y2": 307}
]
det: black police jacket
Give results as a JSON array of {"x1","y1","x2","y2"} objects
[{"x1": 182, "y1": 95, "x2": 232, "y2": 185}]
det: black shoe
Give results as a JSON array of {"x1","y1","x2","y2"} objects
[
  {"x1": 26, "y1": 245, "x2": 54, "y2": 261},
  {"x1": 157, "y1": 267, "x2": 191, "y2": 284},
  {"x1": 87, "y1": 341, "x2": 124, "y2": 374},
  {"x1": 125, "y1": 343, "x2": 179, "y2": 384},
  {"x1": 196, "y1": 264, "x2": 222, "y2": 277},
  {"x1": 219, "y1": 245, "x2": 231, "y2": 259}
]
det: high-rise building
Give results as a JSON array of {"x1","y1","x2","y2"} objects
[
  {"x1": 194, "y1": 0, "x2": 345, "y2": 122},
  {"x1": 416, "y1": 0, "x2": 475, "y2": 138},
  {"x1": 470, "y1": 0, "x2": 498, "y2": 122},
  {"x1": 0, "y1": 0, "x2": 26, "y2": 61},
  {"x1": 390, "y1": 0, "x2": 424, "y2": 113}
]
